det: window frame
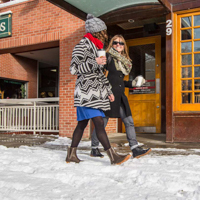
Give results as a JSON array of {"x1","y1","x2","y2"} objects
[{"x1": 174, "y1": 9, "x2": 200, "y2": 111}]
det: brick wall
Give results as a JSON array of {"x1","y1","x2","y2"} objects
[
  {"x1": 0, "y1": 54, "x2": 37, "y2": 98},
  {"x1": 0, "y1": 0, "x2": 117, "y2": 138}
]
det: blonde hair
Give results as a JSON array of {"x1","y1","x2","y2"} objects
[{"x1": 106, "y1": 35, "x2": 131, "y2": 61}]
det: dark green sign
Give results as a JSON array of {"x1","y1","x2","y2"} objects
[{"x1": 0, "y1": 12, "x2": 12, "y2": 39}]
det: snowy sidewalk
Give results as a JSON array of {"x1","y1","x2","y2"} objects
[
  {"x1": 0, "y1": 136, "x2": 200, "y2": 200},
  {"x1": 0, "y1": 134, "x2": 57, "y2": 148}
]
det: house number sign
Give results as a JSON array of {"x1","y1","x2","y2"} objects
[{"x1": 166, "y1": 19, "x2": 172, "y2": 35}]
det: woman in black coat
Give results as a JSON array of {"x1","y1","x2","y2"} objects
[{"x1": 91, "y1": 35, "x2": 151, "y2": 158}]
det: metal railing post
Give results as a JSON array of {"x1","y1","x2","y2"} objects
[{"x1": 33, "y1": 101, "x2": 36, "y2": 135}]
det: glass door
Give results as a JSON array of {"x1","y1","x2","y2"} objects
[{"x1": 125, "y1": 36, "x2": 161, "y2": 133}]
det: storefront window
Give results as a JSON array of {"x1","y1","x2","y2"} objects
[
  {"x1": 194, "y1": 28, "x2": 200, "y2": 39},
  {"x1": 194, "y1": 41, "x2": 200, "y2": 51},
  {"x1": 182, "y1": 93, "x2": 192, "y2": 103},
  {"x1": 128, "y1": 43, "x2": 155, "y2": 94},
  {"x1": 38, "y1": 62, "x2": 59, "y2": 98},
  {"x1": 194, "y1": 67, "x2": 200, "y2": 77},
  {"x1": 181, "y1": 42, "x2": 192, "y2": 53},
  {"x1": 181, "y1": 17, "x2": 192, "y2": 27},
  {"x1": 194, "y1": 53, "x2": 200, "y2": 64},
  {"x1": 182, "y1": 80, "x2": 192, "y2": 91},
  {"x1": 195, "y1": 92, "x2": 200, "y2": 103},
  {"x1": 177, "y1": 12, "x2": 200, "y2": 109},
  {"x1": 0, "y1": 79, "x2": 27, "y2": 99},
  {"x1": 182, "y1": 67, "x2": 192, "y2": 78},
  {"x1": 181, "y1": 54, "x2": 192, "y2": 65},
  {"x1": 194, "y1": 15, "x2": 200, "y2": 26}
]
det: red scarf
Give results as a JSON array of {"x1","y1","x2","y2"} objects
[{"x1": 84, "y1": 33, "x2": 103, "y2": 49}]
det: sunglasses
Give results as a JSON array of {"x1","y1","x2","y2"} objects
[{"x1": 112, "y1": 41, "x2": 124, "y2": 46}]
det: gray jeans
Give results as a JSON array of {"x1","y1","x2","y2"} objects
[{"x1": 91, "y1": 106, "x2": 138, "y2": 150}]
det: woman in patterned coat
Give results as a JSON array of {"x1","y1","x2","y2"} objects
[{"x1": 66, "y1": 14, "x2": 131, "y2": 165}]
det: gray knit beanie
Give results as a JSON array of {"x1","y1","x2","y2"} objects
[{"x1": 85, "y1": 14, "x2": 107, "y2": 33}]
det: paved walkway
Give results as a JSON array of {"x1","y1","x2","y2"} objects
[
  {"x1": 0, "y1": 134, "x2": 57, "y2": 148},
  {"x1": 0, "y1": 133, "x2": 200, "y2": 156}
]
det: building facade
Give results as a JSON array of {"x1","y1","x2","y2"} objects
[{"x1": 0, "y1": 0, "x2": 200, "y2": 142}]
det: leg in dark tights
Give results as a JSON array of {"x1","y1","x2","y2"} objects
[
  {"x1": 71, "y1": 119, "x2": 89, "y2": 147},
  {"x1": 92, "y1": 116, "x2": 111, "y2": 151}
]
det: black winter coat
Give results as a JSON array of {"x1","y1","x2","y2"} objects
[{"x1": 104, "y1": 53, "x2": 132, "y2": 118}]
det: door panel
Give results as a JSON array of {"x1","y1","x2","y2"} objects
[{"x1": 124, "y1": 36, "x2": 161, "y2": 133}]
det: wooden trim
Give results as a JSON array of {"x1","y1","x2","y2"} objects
[
  {"x1": 158, "y1": 0, "x2": 172, "y2": 12},
  {"x1": 0, "y1": 41, "x2": 59, "y2": 54},
  {"x1": 173, "y1": 13, "x2": 178, "y2": 112},
  {"x1": 174, "y1": 7, "x2": 200, "y2": 15},
  {"x1": 166, "y1": 13, "x2": 173, "y2": 142},
  {"x1": 174, "y1": 11, "x2": 200, "y2": 111},
  {"x1": 173, "y1": 0, "x2": 200, "y2": 12},
  {"x1": 46, "y1": 0, "x2": 87, "y2": 21},
  {"x1": 174, "y1": 111, "x2": 200, "y2": 116}
]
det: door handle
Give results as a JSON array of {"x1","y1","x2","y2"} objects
[{"x1": 156, "y1": 78, "x2": 160, "y2": 94}]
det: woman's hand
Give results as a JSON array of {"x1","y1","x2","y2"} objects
[
  {"x1": 132, "y1": 76, "x2": 146, "y2": 87},
  {"x1": 96, "y1": 56, "x2": 107, "y2": 65},
  {"x1": 108, "y1": 94, "x2": 115, "y2": 102}
]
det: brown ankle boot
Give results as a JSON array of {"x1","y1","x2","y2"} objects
[
  {"x1": 106, "y1": 147, "x2": 131, "y2": 165},
  {"x1": 66, "y1": 147, "x2": 82, "y2": 163}
]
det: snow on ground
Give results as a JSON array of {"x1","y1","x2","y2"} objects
[{"x1": 0, "y1": 137, "x2": 200, "y2": 200}]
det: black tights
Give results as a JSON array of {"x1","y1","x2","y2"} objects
[{"x1": 71, "y1": 116, "x2": 111, "y2": 151}]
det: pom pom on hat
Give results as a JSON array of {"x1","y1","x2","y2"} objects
[
  {"x1": 85, "y1": 14, "x2": 107, "y2": 34},
  {"x1": 86, "y1": 14, "x2": 94, "y2": 20}
]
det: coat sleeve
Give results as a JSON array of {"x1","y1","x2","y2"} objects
[
  {"x1": 101, "y1": 73, "x2": 113, "y2": 96},
  {"x1": 124, "y1": 80, "x2": 133, "y2": 88},
  {"x1": 100, "y1": 53, "x2": 113, "y2": 96},
  {"x1": 70, "y1": 42, "x2": 99, "y2": 75}
]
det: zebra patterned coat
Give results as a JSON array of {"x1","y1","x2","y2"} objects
[{"x1": 70, "y1": 37, "x2": 113, "y2": 111}]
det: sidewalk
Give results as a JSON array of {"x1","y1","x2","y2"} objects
[
  {"x1": 108, "y1": 132, "x2": 200, "y2": 149},
  {"x1": 0, "y1": 133, "x2": 57, "y2": 148},
  {"x1": 0, "y1": 133, "x2": 200, "y2": 155},
  {"x1": 106, "y1": 133, "x2": 200, "y2": 156}
]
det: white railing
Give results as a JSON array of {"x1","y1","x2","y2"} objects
[{"x1": 0, "y1": 98, "x2": 59, "y2": 134}]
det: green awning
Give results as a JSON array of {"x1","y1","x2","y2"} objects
[
  {"x1": 62, "y1": 0, "x2": 159, "y2": 17},
  {"x1": 46, "y1": 0, "x2": 169, "y2": 28}
]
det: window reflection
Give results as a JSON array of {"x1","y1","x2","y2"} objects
[
  {"x1": 181, "y1": 29, "x2": 192, "y2": 40},
  {"x1": 182, "y1": 54, "x2": 192, "y2": 65},
  {"x1": 194, "y1": 54, "x2": 200, "y2": 64},
  {"x1": 128, "y1": 44, "x2": 155, "y2": 94},
  {"x1": 194, "y1": 15, "x2": 200, "y2": 26},
  {"x1": 181, "y1": 17, "x2": 192, "y2": 28},
  {"x1": 182, "y1": 93, "x2": 192, "y2": 103},
  {"x1": 194, "y1": 28, "x2": 200, "y2": 39},
  {"x1": 182, "y1": 67, "x2": 192, "y2": 78},
  {"x1": 181, "y1": 42, "x2": 192, "y2": 53},
  {"x1": 194, "y1": 79, "x2": 200, "y2": 90},
  {"x1": 182, "y1": 80, "x2": 192, "y2": 91},
  {"x1": 194, "y1": 67, "x2": 200, "y2": 77},
  {"x1": 194, "y1": 41, "x2": 200, "y2": 52},
  {"x1": 195, "y1": 93, "x2": 200, "y2": 103}
]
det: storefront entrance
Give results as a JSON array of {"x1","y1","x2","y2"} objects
[{"x1": 124, "y1": 36, "x2": 161, "y2": 133}]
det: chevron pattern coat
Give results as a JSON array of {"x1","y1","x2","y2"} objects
[{"x1": 70, "y1": 37, "x2": 113, "y2": 111}]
